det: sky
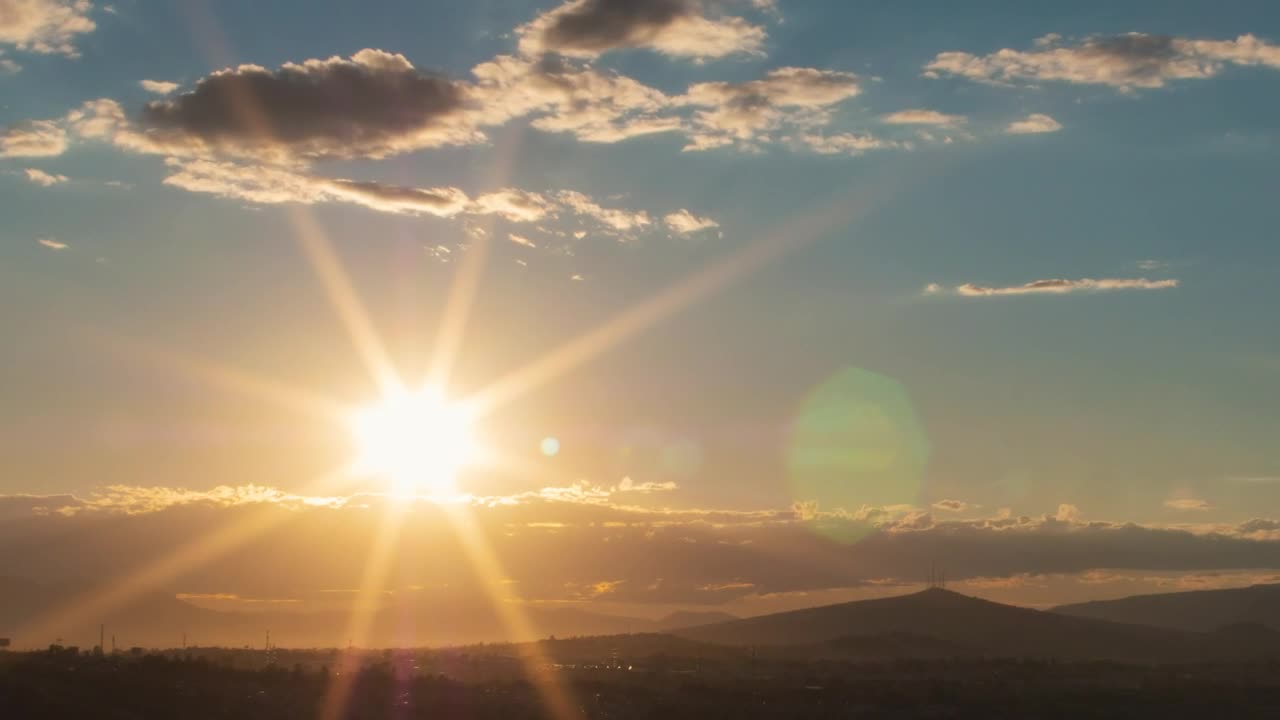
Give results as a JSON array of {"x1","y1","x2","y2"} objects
[{"x1": 3, "y1": 0, "x2": 1280, "y2": 625}]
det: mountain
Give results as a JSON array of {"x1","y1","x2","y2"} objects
[
  {"x1": 1052, "y1": 583, "x2": 1280, "y2": 633},
  {"x1": 674, "y1": 587, "x2": 1232, "y2": 662},
  {"x1": 654, "y1": 610, "x2": 738, "y2": 631}
]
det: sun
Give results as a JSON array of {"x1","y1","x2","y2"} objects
[{"x1": 348, "y1": 385, "x2": 481, "y2": 497}]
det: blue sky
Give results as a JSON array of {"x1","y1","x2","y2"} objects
[{"x1": 4, "y1": 1, "x2": 1280, "y2": 609}]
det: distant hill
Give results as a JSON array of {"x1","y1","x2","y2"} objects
[
  {"x1": 1052, "y1": 583, "x2": 1280, "y2": 633},
  {"x1": 674, "y1": 587, "x2": 1244, "y2": 663}
]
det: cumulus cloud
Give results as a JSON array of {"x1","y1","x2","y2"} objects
[
  {"x1": 1006, "y1": 113, "x2": 1062, "y2": 135},
  {"x1": 0, "y1": 0, "x2": 96, "y2": 57},
  {"x1": 926, "y1": 277, "x2": 1179, "y2": 297},
  {"x1": 37, "y1": 237, "x2": 67, "y2": 249},
  {"x1": 0, "y1": 119, "x2": 68, "y2": 157},
  {"x1": 138, "y1": 79, "x2": 179, "y2": 95},
  {"x1": 140, "y1": 49, "x2": 478, "y2": 161},
  {"x1": 882, "y1": 108, "x2": 965, "y2": 126},
  {"x1": 516, "y1": 0, "x2": 767, "y2": 60},
  {"x1": 681, "y1": 67, "x2": 862, "y2": 150},
  {"x1": 925, "y1": 32, "x2": 1280, "y2": 91},
  {"x1": 23, "y1": 167, "x2": 67, "y2": 185},
  {"x1": 663, "y1": 208, "x2": 718, "y2": 234},
  {"x1": 470, "y1": 54, "x2": 681, "y2": 144}
]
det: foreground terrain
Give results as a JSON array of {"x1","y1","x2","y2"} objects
[{"x1": 4, "y1": 648, "x2": 1280, "y2": 719}]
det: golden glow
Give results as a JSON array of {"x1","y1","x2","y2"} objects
[{"x1": 349, "y1": 386, "x2": 481, "y2": 496}]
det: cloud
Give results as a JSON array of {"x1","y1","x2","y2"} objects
[
  {"x1": 7, "y1": 486, "x2": 1280, "y2": 613},
  {"x1": 557, "y1": 190, "x2": 651, "y2": 231},
  {"x1": 159, "y1": 158, "x2": 669, "y2": 241},
  {"x1": 138, "y1": 79, "x2": 179, "y2": 95},
  {"x1": 663, "y1": 208, "x2": 718, "y2": 234},
  {"x1": 470, "y1": 54, "x2": 681, "y2": 144},
  {"x1": 926, "y1": 277, "x2": 1179, "y2": 297},
  {"x1": 0, "y1": 0, "x2": 96, "y2": 57},
  {"x1": 161, "y1": 158, "x2": 472, "y2": 217},
  {"x1": 23, "y1": 167, "x2": 68, "y2": 185},
  {"x1": 681, "y1": 67, "x2": 862, "y2": 150},
  {"x1": 931, "y1": 499, "x2": 977, "y2": 513},
  {"x1": 1165, "y1": 497, "x2": 1212, "y2": 512},
  {"x1": 140, "y1": 49, "x2": 478, "y2": 161},
  {"x1": 516, "y1": 0, "x2": 767, "y2": 60},
  {"x1": 0, "y1": 119, "x2": 68, "y2": 157},
  {"x1": 471, "y1": 188, "x2": 557, "y2": 222},
  {"x1": 0, "y1": 57, "x2": 20, "y2": 73},
  {"x1": 1006, "y1": 113, "x2": 1062, "y2": 135},
  {"x1": 37, "y1": 237, "x2": 67, "y2": 249},
  {"x1": 882, "y1": 109, "x2": 965, "y2": 126},
  {"x1": 508, "y1": 232, "x2": 537, "y2": 248},
  {"x1": 925, "y1": 32, "x2": 1280, "y2": 91},
  {"x1": 798, "y1": 132, "x2": 903, "y2": 156}
]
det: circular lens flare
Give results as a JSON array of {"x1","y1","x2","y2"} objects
[{"x1": 349, "y1": 386, "x2": 480, "y2": 497}]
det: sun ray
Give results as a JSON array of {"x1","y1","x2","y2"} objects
[
  {"x1": 318, "y1": 500, "x2": 412, "y2": 720},
  {"x1": 440, "y1": 501, "x2": 584, "y2": 720},
  {"x1": 287, "y1": 206, "x2": 403, "y2": 395},
  {"x1": 19, "y1": 467, "x2": 361, "y2": 645},
  {"x1": 467, "y1": 182, "x2": 897, "y2": 418},
  {"x1": 90, "y1": 330, "x2": 350, "y2": 424},
  {"x1": 424, "y1": 124, "x2": 527, "y2": 390}
]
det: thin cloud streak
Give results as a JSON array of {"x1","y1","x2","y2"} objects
[{"x1": 926, "y1": 277, "x2": 1179, "y2": 297}]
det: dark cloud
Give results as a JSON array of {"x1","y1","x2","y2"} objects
[
  {"x1": 141, "y1": 49, "x2": 476, "y2": 160},
  {"x1": 539, "y1": 0, "x2": 689, "y2": 53},
  {"x1": 519, "y1": 0, "x2": 766, "y2": 59},
  {"x1": 4, "y1": 486, "x2": 1280, "y2": 611}
]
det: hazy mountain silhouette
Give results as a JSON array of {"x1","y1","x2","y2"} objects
[
  {"x1": 1052, "y1": 583, "x2": 1280, "y2": 632},
  {"x1": 0, "y1": 577, "x2": 733, "y2": 650},
  {"x1": 654, "y1": 610, "x2": 738, "y2": 631},
  {"x1": 673, "y1": 587, "x2": 1262, "y2": 662},
  {"x1": 9, "y1": 578, "x2": 1280, "y2": 661}
]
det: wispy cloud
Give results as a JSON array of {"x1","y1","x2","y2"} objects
[
  {"x1": 23, "y1": 167, "x2": 68, "y2": 185},
  {"x1": 925, "y1": 33, "x2": 1280, "y2": 91},
  {"x1": 37, "y1": 237, "x2": 68, "y2": 250},
  {"x1": 931, "y1": 499, "x2": 978, "y2": 513},
  {"x1": 138, "y1": 79, "x2": 179, "y2": 95},
  {"x1": 0, "y1": 119, "x2": 68, "y2": 157},
  {"x1": 664, "y1": 208, "x2": 719, "y2": 234},
  {"x1": 926, "y1": 277, "x2": 1179, "y2": 297},
  {"x1": 1165, "y1": 497, "x2": 1213, "y2": 511},
  {"x1": 882, "y1": 108, "x2": 965, "y2": 126}
]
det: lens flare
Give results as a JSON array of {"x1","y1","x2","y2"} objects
[{"x1": 787, "y1": 367, "x2": 930, "y2": 543}]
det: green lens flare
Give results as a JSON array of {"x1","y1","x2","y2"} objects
[{"x1": 787, "y1": 367, "x2": 930, "y2": 543}]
